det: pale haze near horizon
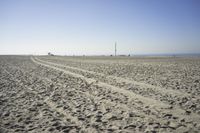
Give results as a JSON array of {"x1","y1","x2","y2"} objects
[{"x1": 0, "y1": 0, "x2": 200, "y2": 55}]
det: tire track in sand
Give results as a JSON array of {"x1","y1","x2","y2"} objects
[
  {"x1": 36, "y1": 57, "x2": 200, "y2": 115},
  {"x1": 36, "y1": 57, "x2": 186, "y2": 97},
  {"x1": 32, "y1": 57, "x2": 168, "y2": 108},
  {"x1": 31, "y1": 57, "x2": 200, "y2": 126}
]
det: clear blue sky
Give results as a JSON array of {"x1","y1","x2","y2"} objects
[{"x1": 0, "y1": 0, "x2": 200, "y2": 55}]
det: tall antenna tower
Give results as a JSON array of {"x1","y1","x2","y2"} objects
[{"x1": 115, "y1": 42, "x2": 117, "y2": 56}]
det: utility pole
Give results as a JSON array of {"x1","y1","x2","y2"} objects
[{"x1": 115, "y1": 42, "x2": 117, "y2": 56}]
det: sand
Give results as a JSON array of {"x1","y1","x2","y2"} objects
[{"x1": 0, "y1": 55, "x2": 200, "y2": 132}]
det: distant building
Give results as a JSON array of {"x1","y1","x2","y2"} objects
[{"x1": 48, "y1": 52, "x2": 54, "y2": 56}]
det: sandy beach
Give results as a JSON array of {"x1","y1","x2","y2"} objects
[{"x1": 1, "y1": 55, "x2": 200, "y2": 132}]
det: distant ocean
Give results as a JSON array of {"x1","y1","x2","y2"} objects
[{"x1": 131, "y1": 53, "x2": 200, "y2": 57}]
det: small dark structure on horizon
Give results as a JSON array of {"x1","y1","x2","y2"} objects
[
  {"x1": 48, "y1": 52, "x2": 54, "y2": 56},
  {"x1": 115, "y1": 42, "x2": 117, "y2": 56}
]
